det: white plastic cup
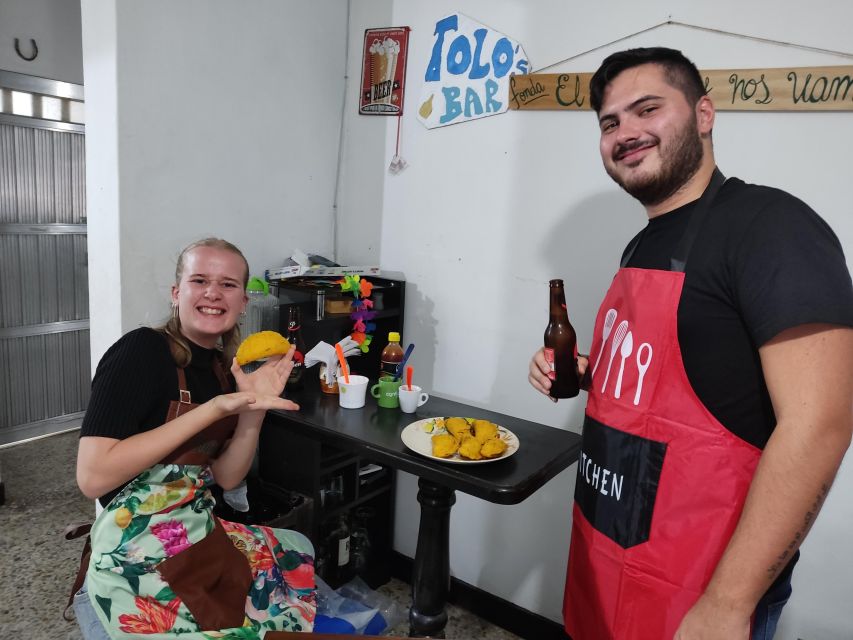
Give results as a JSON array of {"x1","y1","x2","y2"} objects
[
  {"x1": 398, "y1": 385, "x2": 429, "y2": 414},
  {"x1": 338, "y1": 374, "x2": 369, "y2": 409}
]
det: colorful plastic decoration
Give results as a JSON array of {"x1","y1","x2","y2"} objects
[{"x1": 339, "y1": 275, "x2": 377, "y2": 352}]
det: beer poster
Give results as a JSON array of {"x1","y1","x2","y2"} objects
[{"x1": 360, "y1": 27, "x2": 411, "y2": 115}]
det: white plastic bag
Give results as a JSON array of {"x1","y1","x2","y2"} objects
[
  {"x1": 314, "y1": 575, "x2": 384, "y2": 635},
  {"x1": 337, "y1": 576, "x2": 407, "y2": 632}
]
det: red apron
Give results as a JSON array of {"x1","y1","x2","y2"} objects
[{"x1": 564, "y1": 171, "x2": 762, "y2": 639}]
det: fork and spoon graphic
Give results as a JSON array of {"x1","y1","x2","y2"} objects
[
  {"x1": 593, "y1": 309, "x2": 654, "y2": 403},
  {"x1": 591, "y1": 309, "x2": 617, "y2": 378},
  {"x1": 633, "y1": 343, "x2": 653, "y2": 405},
  {"x1": 601, "y1": 320, "x2": 629, "y2": 394}
]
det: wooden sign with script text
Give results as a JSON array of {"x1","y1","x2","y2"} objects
[{"x1": 508, "y1": 66, "x2": 853, "y2": 111}]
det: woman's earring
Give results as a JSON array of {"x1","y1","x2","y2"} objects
[{"x1": 171, "y1": 303, "x2": 178, "y2": 320}]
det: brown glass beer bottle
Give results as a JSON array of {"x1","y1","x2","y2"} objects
[{"x1": 544, "y1": 279, "x2": 580, "y2": 398}]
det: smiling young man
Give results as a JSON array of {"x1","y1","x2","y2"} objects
[{"x1": 528, "y1": 48, "x2": 853, "y2": 640}]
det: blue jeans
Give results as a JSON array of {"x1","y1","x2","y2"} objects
[
  {"x1": 72, "y1": 580, "x2": 112, "y2": 640},
  {"x1": 751, "y1": 570, "x2": 793, "y2": 640}
]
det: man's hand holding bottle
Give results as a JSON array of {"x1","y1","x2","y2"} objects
[{"x1": 529, "y1": 350, "x2": 589, "y2": 402}]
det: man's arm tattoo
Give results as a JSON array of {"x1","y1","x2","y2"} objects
[{"x1": 767, "y1": 483, "x2": 830, "y2": 579}]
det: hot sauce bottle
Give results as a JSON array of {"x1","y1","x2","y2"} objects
[{"x1": 380, "y1": 331, "x2": 403, "y2": 379}]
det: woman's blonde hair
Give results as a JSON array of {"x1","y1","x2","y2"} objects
[{"x1": 155, "y1": 238, "x2": 250, "y2": 368}]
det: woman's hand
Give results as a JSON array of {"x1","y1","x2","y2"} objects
[
  {"x1": 231, "y1": 344, "x2": 295, "y2": 397},
  {"x1": 211, "y1": 391, "x2": 299, "y2": 417},
  {"x1": 208, "y1": 389, "x2": 299, "y2": 489}
]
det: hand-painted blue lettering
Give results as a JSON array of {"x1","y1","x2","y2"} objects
[
  {"x1": 491, "y1": 38, "x2": 513, "y2": 78},
  {"x1": 425, "y1": 15, "x2": 458, "y2": 82},
  {"x1": 485, "y1": 79, "x2": 502, "y2": 112},
  {"x1": 464, "y1": 87, "x2": 484, "y2": 117},
  {"x1": 469, "y1": 29, "x2": 490, "y2": 79},
  {"x1": 439, "y1": 86, "x2": 462, "y2": 124},
  {"x1": 447, "y1": 35, "x2": 471, "y2": 76},
  {"x1": 514, "y1": 45, "x2": 530, "y2": 75}
]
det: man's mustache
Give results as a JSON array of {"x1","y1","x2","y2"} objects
[{"x1": 613, "y1": 137, "x2": 658, "y2": 161}]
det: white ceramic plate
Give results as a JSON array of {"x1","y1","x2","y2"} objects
[{"x1": 400, "y1": 417, "x2": 520, "y2": 465}]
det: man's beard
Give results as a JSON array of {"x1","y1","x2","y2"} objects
[{"x1": 605, "y1": 115, "x2": 704, "y2": 207}]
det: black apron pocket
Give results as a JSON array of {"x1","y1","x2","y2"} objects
[
  {"x1": 157, "y1": 518, "x2": 251, "y2": 630},
  {"x1": 574, "y1": 415, "x2": 666, "y2": 548}
]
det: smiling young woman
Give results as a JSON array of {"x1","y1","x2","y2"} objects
[{"x1": 72, "y1": 238, "x2": 317, "y2": 639}]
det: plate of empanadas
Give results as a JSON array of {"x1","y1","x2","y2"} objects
[{"x1": 400, "y1": 416, "x2": 519, "y2": 464}]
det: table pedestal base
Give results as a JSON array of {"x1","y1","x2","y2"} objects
[{"x1": 409, "y1": 478, "x2": 456, "y2": 638}]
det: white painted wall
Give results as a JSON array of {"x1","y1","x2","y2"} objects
[
  {"x1": 334, "y1": 0, "x2": 393, "y2": 266},
  {"x1": 335, "y1": 1, "x2": 853, "y2": 637},
  {"x1": 81, "y1": 0, "x2": 349, "y2": 362},
  {"x1": 0, "y1": 0, "x2": 83, "y2": 83}
]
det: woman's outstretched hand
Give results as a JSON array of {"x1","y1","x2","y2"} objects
[
  {"x1": 231, "y1": 344, "x2": 295, "y2": 398},
  {"x1": 211, "y1": 390, "x2": 299, "y2": 416}
]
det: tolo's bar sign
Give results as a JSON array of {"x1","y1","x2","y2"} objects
[
  {"x1": 417, "y1": 13, "x2": 529, "y2": 128},
  {"x1": 509, "y1": 66, "x2": 853, "y2": 111}
]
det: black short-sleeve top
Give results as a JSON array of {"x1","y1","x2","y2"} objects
[
  {"x1": 623, "y1": 177, "x2": 853, "y2": 449},
  {"x1": 80, "y1": 327, "x2": 233, "y2": 503}
]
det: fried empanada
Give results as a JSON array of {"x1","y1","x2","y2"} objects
[
  {"x1": 473, "y1": 419, "x2": 498, "y2": 444},
  {"x1": 431, "y1": 433, "x2": 459, "y2": 458},
  {"x1": 236, "y1": 331, "x2": 291, "y2": 365},
  {"x1": 458, "y1": 434, "x2": 483, "y2": 460},
  {"x1": 446, "y1": 417, "x2": 472, "y2": 441},
  {"x1": 480, "y1": 437, "x2": 508, "y2": 459}
]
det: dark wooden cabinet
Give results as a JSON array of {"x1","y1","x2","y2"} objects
[
  {"x1": 258, "y1": 418, "x2": 395, "y2": 589},
  {"x1": 259, "y1": 273, "x2": 406, "y2": 588}
]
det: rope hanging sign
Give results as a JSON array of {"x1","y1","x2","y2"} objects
[
  {"x1": 507, "y1": 20, "x2": 853, "y2": 112},
  {"x1": 508, "y1": 66, "x2": 853, "y2": 111}
]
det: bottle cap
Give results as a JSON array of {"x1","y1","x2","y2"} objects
[{"x1": 388, "y1": 331, "x2": 401, "y2": 342}]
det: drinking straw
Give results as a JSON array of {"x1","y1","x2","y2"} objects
[
  {"x1": 335, "y1": 343, "x2": 350, "y2": 384},
  {"x1": 393, "y1": 343, "x2": 415, "y2": 381}
]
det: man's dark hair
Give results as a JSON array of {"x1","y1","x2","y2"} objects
[{"x1": 589, "y1": 47, "x2": 707, "y2": 113}]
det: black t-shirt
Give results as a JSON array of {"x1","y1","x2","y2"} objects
[
  {"x1": 624, "y1": 177, "x2": 853, "y2": 449},
  {"x1": 80, "y1": 327, "x2": 233, "y2": 504}
]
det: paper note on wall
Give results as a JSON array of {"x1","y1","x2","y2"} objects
[{"x1": 417, "y1": 13, "x2": 529, "y2": 129}]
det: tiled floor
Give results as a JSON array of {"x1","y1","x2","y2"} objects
[{"x1": 0, "y1": 431, "x2": 520, "y2": 639}]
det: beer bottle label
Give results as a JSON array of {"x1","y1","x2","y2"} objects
[{"x1": 544, "y1": 348, "x2": 556, "y2": 380}]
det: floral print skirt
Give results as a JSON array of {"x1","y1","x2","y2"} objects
[{"x1": 85, "y1": 464, "x2": 316, "y2": 639}]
